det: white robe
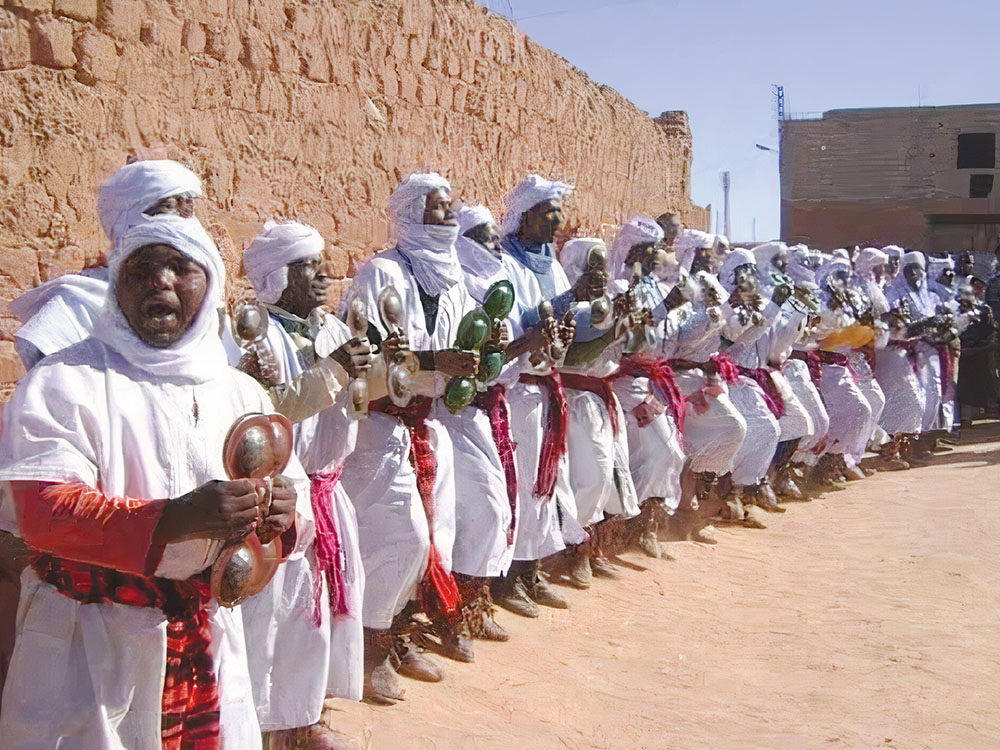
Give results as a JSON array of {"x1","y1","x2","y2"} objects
[
  {"x1": 338, "y1": 250, "x2": 466, "y2": 628},
  {"x1": 0, "y1": 338, "x2": 311, "y2": 750},
  {"x1": 225, "y1": 312, "x2": 365, "y2": 731},
  {"x1": 875, "y1": 338, "x2": 926, "y2": 435},
  {"x1": 501, "y1": 252, "x2": 586, "y2": 560}
]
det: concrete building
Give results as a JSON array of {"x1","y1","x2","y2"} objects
[{"x1": 781, "y1": 103, "x2": 1000, "y2": 258}]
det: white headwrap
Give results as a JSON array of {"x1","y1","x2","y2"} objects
[
  {"x1": 718, "y1": 248, "x2": 756, "y2": 293},
  {"x1": 501, "y1": 174, "x2": 574, "y2": 236},
  {"x1": 831, "y1": 248, "x2": 851, "y2": 261},
  {"x1": 902, "y1": 251, "x2": 926, "y2": 269},
  {"x1": 882, "y1": 245, "x2": 904, "y2": 261},
  {"x1": 454, "y1": 204, "x2": 504, "y2": 303},
  {"x1": 92, "y1": 215, "x2": 228, "y2": 384},
  {"x1": 815, "y1": 257, "x2": 852, "y2": 293},
  {"x1": 927, "y1": 256, "x2": 955, "y2": 275},
  {"x1": 97, "y1": 160, "x2": 203, "y2": 244},
  {"x1": 610, "y1": 216, "x2": 664, "y2": 281},
  {"x1": 243, "y1": 220, "x2": 325, "y2": 304},
  {"x1": 751, "y1": 241, "x2": 788, "y2": 271},
  {"x1": 854, "y1": 247, "x2": 888, "y2": 278},
  {"x1": 787, "y1": 245, "x2": 817, "y2": 284},
  {"x1": 559, "y1": 238, "x2": 605, "y2": 286},
  {"x1": 388, "y1": 172, "x2": 462, "y2": 296}
]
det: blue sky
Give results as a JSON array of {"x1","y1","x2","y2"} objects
[{"x1": 487, "y1": 0, "x2": 1000, "y2": 242}]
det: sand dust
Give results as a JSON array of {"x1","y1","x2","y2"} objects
[{"x1": 326, "y1": 424, "x2": 1000, "y2": 750}]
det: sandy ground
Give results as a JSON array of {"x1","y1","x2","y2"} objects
[{"x1": 325, "y1": 423, "x2": 1000, "y2": 750}]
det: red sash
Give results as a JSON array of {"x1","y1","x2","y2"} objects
[
  {"x1": 518, "y1": 372, "x2": 569, "y2": 501},
  {"x1": 472, "y1": 385, "x2": 518, "y2": 545},
  {"x1": 736, "y1": 366, "x2": 785, "y2": 419},
  {"x1": 32, "y1": 555, "x2": 220, "y2": 749},
  {"x1": 309, "y1": 467, "x2": 349, "y2": 625},
  {"x1": 560, "y1": 371, "x2": 622, "y2": 437},
  {"x1": 613, "y1": 355, "x2": 687, "y2": 434},
  {"x1": 370, "y1": 396, "x2": 459, "y2": 616}
]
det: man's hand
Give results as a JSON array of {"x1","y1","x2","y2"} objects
[
  {"x1": 257, "y1": 475, "x2": 296, "y2": 544},
  {"x1": 331, "y1": 337, "x2": 373, "y2": 379},
  {"x1": 434, "y1": 348, "x2": 480, "y2": 376},
  {"x1": 557, "y1": 312, "x2": 576, "y2": 348},
  {"x1": 155, "y1": 479, "x2": 268, "y2": 545}
]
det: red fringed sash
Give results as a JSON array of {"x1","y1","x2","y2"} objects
[
  {"x1": 791, "y1": 349, "x2": 853, "y2": 384},
  {"x1": 736, "y1": 366, "x2": 785, "y2": 419},
  {"x1": 472, "y1": 385, "x2": 518, "y2": 545},
  {"x1": 370, "y1": 396, "x2": 459, "y2": 616},
  {"x1": 929, "y1": 341, "x2": 956, "y2": 397},
  {"x1": 614, "y1": 354, "x2": 687, "y2": 433},
  {"x1": 32, "y1": 555, "x2": 220, "y2": 750},
  {"x1": 309, "y1": 467, "x2": 349, "y2": 626},
  {"x1": 709, "y1": 353, "x2": 741, "y2": 384},
  {"x1": 560, "y1": 371, "x2": 622, "y2": 437},
  {"x1": 518, "y1": 372, "x2": 569, "y2": 501}
]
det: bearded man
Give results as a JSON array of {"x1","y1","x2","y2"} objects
[{"x1": 0, "y1": 215, "x2": 307, "y2": 749}]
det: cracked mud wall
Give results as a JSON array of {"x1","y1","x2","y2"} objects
[{"x1": 0, "y1": 0, "x2": 705, "y2": 383}]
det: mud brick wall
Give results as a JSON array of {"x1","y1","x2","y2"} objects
[{"x1": 0, "y1": 0, "x2": 705, "y2": 383}]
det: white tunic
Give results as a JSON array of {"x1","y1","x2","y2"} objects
[
  {"x1": 226, "y1": 312, "x2": 365, "y2": 732},
  {"x1": 338, "y1": 250, "x2": 467, "y2": 627},
  {"x1": 0, "y1": 338, "x2": 310, "y2": 750}
]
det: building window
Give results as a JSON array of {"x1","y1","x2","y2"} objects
[
  {"x1": 970, "y1": 174, "x2": 994, "y2": 198},
  {"x1": 957, "y1": 133, "x2": 996, "y2": 169}
]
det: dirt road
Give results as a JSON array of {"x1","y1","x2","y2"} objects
[{"x1": 327, "y1": 425, "x2": 1000, "y2": 750}]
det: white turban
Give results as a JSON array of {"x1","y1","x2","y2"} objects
[
  {"x1": 815, "y1": 257, "x2": 852, "y2": 291},
  {"x1": 243, "y1": 220, "x2": 325, "y2": 304},
  {"x1": 610, "y1": 216, "x2": 664, "y2": 281},
  {"x1": 92, "y1": 215, "x2": 227, "y2": 384},
  {"x1": 854, "y1": 247, "x2": 888, "y2": 279},
  {"x1": 457, "y1": 204, "x2": 495, "y2": 235},
  {"x1": 752, "y1": 241, "x2": 788, "y2": 271},
  {"x1": 927, "y1": 256, "x2": 954, "y2": 274},
  {"x1": 831, "y1": 248, "x2": 851, "y2": 261},
  {"x1": 718, "y1": 248, "x2": 756, "y2": 292},
  {"x1": 501, "y1": 174, "x2": 574, "y2": 236},
  {"x1": 454, "y1": 204, "x2": 504, "y2": 303},
  {"x1": 902, "y1": 251, "x2": 926, "y2": 269},
  {"x1": 674, "y1": 228, "x2": 715, "y2": 271},
  {"x1": 560, "y1": 237, "x2": 605, "y2": 286},
  {"x1": 882, "y1": 245, "x2": 904, "y2": 261},
  {"x1": 387, "y1": 173, "x2": 462, "y2": 296},
  {"x1": 97, "y1": 160, "x2": 203, "y2": 245}
]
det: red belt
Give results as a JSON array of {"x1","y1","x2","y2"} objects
[
  {"x1": 518, "y1": 372, "x2": 568, "y2": 500},
  {"x1": 370, "y1": 396, "x2": 459, "y2": 616},
  {"x1": 736, "y1": 366, "x2": 785, "y2": 419},
  {"x1": 559, "y1": 371, "x2": 622, "y2": 437},
  {"x1": 310, "y1": 466, "x2": 349, "y2": 625},
  {"x1": 33, "y1": 555, "x2": 220, "y2": 749},
  {"x1": 670, "y1": 354, "x2": 740, "y2": 384},
  {"x1": 472, "y1": 384, "x2": 518, "y2": 545},
  {"x1": 790, "y1": 349, "x2": 852, "y2": 384},
  {"x1": 614, "y1": 354, "x2": 686, "y2": 433}
]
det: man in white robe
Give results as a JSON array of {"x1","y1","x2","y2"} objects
[
  {"x1": 0, "y1": 215, "x2": 308, "y2": 749},
  {"x1": 231, "y1": 220, "x2": 372, "y2": 749},
  {"x1": 339, "y1": 174, "x2": 479, "y2": 702}
]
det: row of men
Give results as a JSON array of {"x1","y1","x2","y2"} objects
[{"x1": 0, "y1": 158, "x2": 995, "y2": 749}]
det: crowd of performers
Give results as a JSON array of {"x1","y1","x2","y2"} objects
[{"x1": 0, "y1": 159, "x2": 998, "y2": 749}]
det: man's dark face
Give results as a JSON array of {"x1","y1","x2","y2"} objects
[
  {"x1": 117, "y1": 243, "x2": 208, "y2": 347},
  {"x1": 887, "y1": 257, "x2": 901, "y2": 276},
  {"x1": 519, "y1": 199, "x2": 563, "y2": 244},
  {"x1": 276, "y1": 255, "x2": 328, "y2": 319},
  {"x1": 145, "y1": 194, "x2": 196, "y2": 219},
  {"x1": 464, "y1": 221, "x2": 502, "y2": 259},
  {"x1": 690, "y1": 247, "x2": 712, "y2": 274},
  {"x1": 903, "y1": 263, "x2": 925, "y2": 290},
  {"x1": 771, "y1": 252, "x2": 788, "y2": 274},
  {"x1": 422, "y1": 188, "x2": 456, "y2": 226},
  {"x1": 656, "y1": 213, "x2": 681, "y2": 244}
]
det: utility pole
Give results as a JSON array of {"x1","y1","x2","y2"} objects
[{"x1": 721, "y1": 170, "x2": 731, "y2": 239}]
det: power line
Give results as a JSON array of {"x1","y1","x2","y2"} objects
[{"x1": 514, "y1": 0, "x2": 649, "y2": 22}]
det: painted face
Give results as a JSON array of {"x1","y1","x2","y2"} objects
[
  {"x1": 422, "y1": 188, "x2": 456, "y2": 226},
  {"x1": 903, "y1": 263, "x2": 925, "y2": 290},
  {"x1": 117, "y1": 243, "x2": 208, "y2": 347}
]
